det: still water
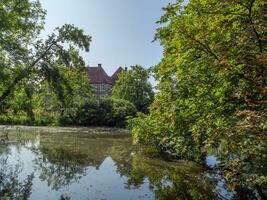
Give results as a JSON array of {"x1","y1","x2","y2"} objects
[{"x1": 0, "y1": 127, "x2": 231, "y2": 200}]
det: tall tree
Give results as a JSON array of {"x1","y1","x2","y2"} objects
[
  {"x1": 130, "y1": 0, "x2": 267, "y2": 195},
  {"x1": 112, "y1": 65, "x2": 154, "y2": 113},
  {"x1": 0, "y1": 0, "x2": 92, "y2": 121},
  {"x1": 0, "y1": 0, "x2": 45, "y2": 106}
]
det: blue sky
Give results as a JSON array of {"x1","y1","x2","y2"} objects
[{"x1": 39, "y1": 0, "x2": 175, "y2": 76}]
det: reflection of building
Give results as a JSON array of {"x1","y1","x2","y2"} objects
[{"x1": 87, "y1": 64, "x2": 124, "y2": 96}]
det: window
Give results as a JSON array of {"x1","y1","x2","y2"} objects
[{"x1": 100, "y1": 84, "x2": 106, "y2": 91}]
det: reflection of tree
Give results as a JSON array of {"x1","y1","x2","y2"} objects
[
  {"x1": 0, "y1": 138, "x2": 34, "y2": 200},
  {"x1": 36, "y1": 159, "x2": 86, "y2": 191},
  {"x1": 32, "y1": 133, "x2": 134, "y2": 191},
  {"x1": 114, "y1": 149, "x2": 216, "y2": 200},
  {"x1": 0, "y1": 157, "x2": 34, "y2": 200},
  {"x1": 33, "y1": 142, "x2": 88, "y2": 190},
  {"x1": 0, "y1": 131, "x2": 221, "y2": 199},
  {"x1": 0, "y1": 132, "x2": 78, "y2": 199},
  {"x1": 108, "y1": 139, "x2": 135, "y2": 178}
]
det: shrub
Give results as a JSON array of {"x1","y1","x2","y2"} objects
[
  {"x1": 60, "y1": 98, "x2": 137, "y2": 127},
  {"x1": 111, "y1": 98, "x2": 137, "y2": 127}
]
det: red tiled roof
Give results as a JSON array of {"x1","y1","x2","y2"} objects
[
  {"x1": 87, "y1": 65, "x2": 122, "y2": 85},
  {"x1": 111, "y1": 67, "x2": 123, "y2": 83}
]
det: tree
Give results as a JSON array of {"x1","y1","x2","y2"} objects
[
  {"x1": 0, "y1": 23, "x2": 91, "y2": 107},
  {"x1": 130, "y1": 0, "x2": 267, "y2": 196},
  {"x1": 0, "y1": 0, "x2": 93, "y2": 123},
  {"x1": 112, "y1": 65, "x2": 154, "y2": 113},
  {"x1": 0, "y1": 0, "x2": 45, "y2": 105}
]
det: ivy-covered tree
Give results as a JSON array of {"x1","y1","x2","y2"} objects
[
  {"x1": 112, "y1": 65, "x2": 154, "y2": 113},
  {"x1": 130, "y1": 0, "x2": 267, "y2": 196}
]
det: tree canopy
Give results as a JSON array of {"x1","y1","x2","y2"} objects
[
  {"x1": 0, "y1": 0, "x2": 93, "y2": 124},
  {"x1": 112, "y1": 65, "x2": 154, "y2": 113},
  {"x1": 130, "y1": 0, "x2": 267, "y2": 194}
]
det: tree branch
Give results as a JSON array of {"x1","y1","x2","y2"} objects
[
  {"x1": 0, "y1": 41, "x2": 56, "y2": 104},
  {"x1": 180, "y1": 28, "x2": 219, "y2": 61},
  {"x1": 247, "y1": 0, "x2": 263, "y2": 53}
]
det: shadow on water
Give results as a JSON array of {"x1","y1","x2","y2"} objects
[{"x1": 0, "y1": 129, "x2": 249, "y2": 200}]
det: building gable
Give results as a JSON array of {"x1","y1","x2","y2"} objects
[{"x1": 87, "y1": 64, "x2": 124, "y2": 96}]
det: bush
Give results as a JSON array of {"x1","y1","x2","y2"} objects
[
  {"x1": 0, "y1": 98, "x2": 137, "y2": 128},
  {"x1": 60, "y1": 98, "x2": 137, "y2": 127},
  {"x1": 0, "y1": 114, "x2": 58, "y2": 126},
  {"x1": 111, "y1": 98, "x2": 137, "y2": 127}
]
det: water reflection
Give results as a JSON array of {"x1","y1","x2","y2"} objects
[
  {"x1": 0, "y1": 156, "x2": 34, "y2": 199},
  {"x1": 0, "y1": 131, "x2": 223, "y2": 200}
]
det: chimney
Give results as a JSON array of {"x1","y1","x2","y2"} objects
[
  {"x1": 98, "y1": 63, "x2": 102, "y2": 67},
  {"x1": 124, "y1": 67, "x2": 128, "y2": 71}
]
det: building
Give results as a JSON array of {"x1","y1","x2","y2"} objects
[{"x1": 87, "y1": 64, "x2": 123, "y2": 96}]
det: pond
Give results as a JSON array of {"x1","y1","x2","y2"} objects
[{"x1": 0, "y1": 127, "x2": 233, "y2": 200}]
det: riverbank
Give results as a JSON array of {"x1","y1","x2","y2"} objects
[{"x1": 0, "y1": 125, "x2": 130, "y2": 135}]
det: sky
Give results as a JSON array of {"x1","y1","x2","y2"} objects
[{"x1": 39, "y1": 0, "x2": 175, "y2": 76}]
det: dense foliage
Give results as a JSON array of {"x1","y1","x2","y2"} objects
[
  {"x1": 0, "y1": 0, "x2": 93, "y2": 125},
  {"x1": 112, "y1": 65, "x2": 154, "y2": 113},
  {"x1": 62, "y1": 98, "x2": 137, "y2": 127},
  {"x1": 130, "y1": 0, "x2": 267, "y2": 195}
]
